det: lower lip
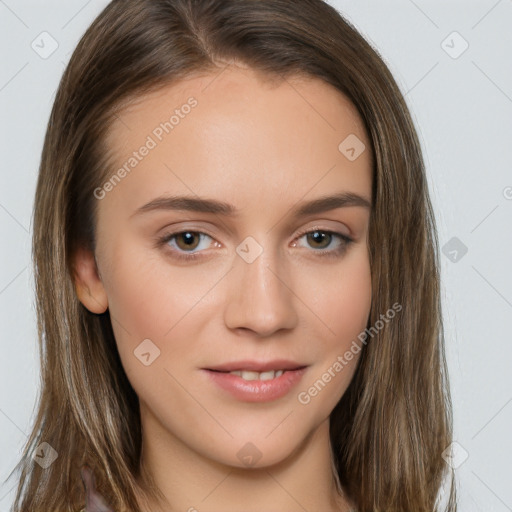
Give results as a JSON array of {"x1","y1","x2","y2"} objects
[{"x1": 202, "y1": 368, "x2": 308, "y2": 402}]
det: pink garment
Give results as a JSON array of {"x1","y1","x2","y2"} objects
[{"x1": 80, "y1": 465, "x2": 115, "y2": 512}]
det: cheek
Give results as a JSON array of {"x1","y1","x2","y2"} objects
[
  {"x1": 314, "y1": 248, "x2": 372, "y2": 343},
  {"x1": 102, "y1": 241, "x2": 220, "y2": 338},
  {"x1": 99, "y1": 242, "x2": 229, "y2": 385},
  {"x1": 298, "y1": 248, "x2": 371, "y2": 407}
]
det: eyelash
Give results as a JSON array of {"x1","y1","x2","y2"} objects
[{"x1": 156, "y1": 227, "x2": 354, "y2": 262}]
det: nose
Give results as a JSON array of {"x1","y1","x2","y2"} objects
[{"x1": 223, "y1": 241, "x2": 299, "y2": 337}]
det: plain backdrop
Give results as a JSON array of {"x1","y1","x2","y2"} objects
[{"x1": 1, "y1": 1, "x2": 511, "y2": 510}]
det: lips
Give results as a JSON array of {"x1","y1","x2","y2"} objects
[{"x1": 201, "y1": 359, "x2": 309, "y2": 402}]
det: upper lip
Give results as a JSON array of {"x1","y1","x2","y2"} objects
[{"x1": 204, "y1": 359, "x2": 308, "y2": 372}]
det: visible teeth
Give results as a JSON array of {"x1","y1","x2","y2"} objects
[
  {"x1": 229, "y1": 369, "x2": 286, "y2": 380},
  {"x1": 240, "y1": 371, "x2": 260, "y2": 381}
]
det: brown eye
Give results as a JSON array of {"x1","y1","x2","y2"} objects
[
  {"x1": 294, "y1": 228, "x2": 354, "y2": 259},
  {"x1": 174, "y1": 231, "x2": 201, "y2": 251},
  {"x1": 157, "y1": 230, "x2": 216, "y2": 261},
  {"x1": 306, "y1": 231, "x2": 332, "y2": 249}
]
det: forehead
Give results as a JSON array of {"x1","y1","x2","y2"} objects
[{"x1": 100, "y1": 65, "x2": 372, "y2": 220}]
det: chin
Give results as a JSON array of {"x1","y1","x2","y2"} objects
[{"x1": 205, "y1": 433, "x2": 307, "y2": 471}]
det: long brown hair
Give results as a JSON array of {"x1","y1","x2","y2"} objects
[{"x1": 8, "y1": 0, "x2": 456, "y2": 510}]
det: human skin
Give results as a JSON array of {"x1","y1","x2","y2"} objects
[{"x1": 73, "y1": 64, "x2": 372, "y2": 512}]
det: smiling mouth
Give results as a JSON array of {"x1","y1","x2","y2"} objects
[{"x1": 203, "y1": 366, "x2": 309, "y2": 402}]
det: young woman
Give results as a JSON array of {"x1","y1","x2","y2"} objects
[{"x1": 8, "y1": 0, "x2": 456, "y2": 510}]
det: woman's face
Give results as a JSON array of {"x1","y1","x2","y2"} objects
[{"x1": 76, "y1": 65, "x2": 372, "y2": 469}]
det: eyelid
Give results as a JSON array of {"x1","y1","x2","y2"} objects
[
  {"x1": 156, "y1": 219, "x2": 352, "y2": 241},
  {"x1": 294, "y1": 223, "x2": 352, "y2": 240},
  {"x1": 156, "y1": 223, "x2": 354, "y2": 262}
]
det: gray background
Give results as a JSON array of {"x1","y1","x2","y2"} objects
[{"x1": 1, "y1": 0, "x2": 511, "y2": 510}]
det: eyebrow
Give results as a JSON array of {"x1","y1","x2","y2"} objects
[{"x1": 132, "y1": 192, "x2": 371, "y2": 218}]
